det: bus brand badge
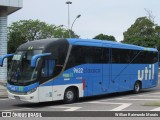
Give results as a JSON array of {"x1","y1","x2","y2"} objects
[
  {"x1": 28, "y1": 46, "x2": 33, "y2": 50},
  {"x1": 63, "y1": 73, "x2": 73, "y2": 78},
  {"x1": 138, "y1": 64, "x2": 155, "y2": 81},
  {"x1": 18, "y1": 86, "x2": 24, "y2": 92}
]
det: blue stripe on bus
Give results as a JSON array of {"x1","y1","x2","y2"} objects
[
  {"x1": 40, "y1": 79, "x2": 82, "y2": 87},
  {"x1": 7, "y1": 82, "x2": 39, "y2": 93}
]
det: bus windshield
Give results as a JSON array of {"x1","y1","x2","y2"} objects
[{"x1": 8, "y1": 50, "x2": 42, "y2": 85}]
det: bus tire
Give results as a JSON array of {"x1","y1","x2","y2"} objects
[
  {"x1": 63, "y1": 87, "x2": 76, "y2": 104},
  {"x1": 133, "y1": 81, "x2": 141, "y2": 94}
]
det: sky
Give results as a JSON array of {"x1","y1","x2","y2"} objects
[{"x1": 8, "y1": 0, "x2": 160, "y2": 41}]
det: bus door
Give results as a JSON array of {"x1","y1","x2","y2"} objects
[
  {"x1": 101, "y1": 45, "x2": 111, "y2": 92},
  {"x1": 111, "y1": 48, "x2": 131, "y2": 92},
  {"x1": 39, "y1": 59, "x2": 55, "y2": 102},
  {"x1": 84, "y1": 43, "x2": 102, "y2": 96}
]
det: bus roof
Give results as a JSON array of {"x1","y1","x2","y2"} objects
[
  {"x1": 67, "y1": 38, "x2": 158, "y2": 52},
  {"x1": 18, "y1": 38, "x2": 158, "y2": 52}
]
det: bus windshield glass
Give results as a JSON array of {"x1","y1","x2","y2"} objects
[{"x1": 8, "y1": 50, "x2": 42, "y2": 85}]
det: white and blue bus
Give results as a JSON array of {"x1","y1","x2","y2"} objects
[{"x1": 0, "y1": 38, "x2": 159, "y2": 103}]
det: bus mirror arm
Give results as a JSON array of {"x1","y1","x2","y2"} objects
[
  {"x1": 0, "y1": 54, "x2": 14, "y2": 67},
  {"x1": 31, "y1": 53, "x2": 52, "y2": 67}
]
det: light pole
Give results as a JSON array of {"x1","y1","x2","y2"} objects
[
  {"x1": 66, "y1": 1, "x2": 72, "y2": 38},
  {"x1": 71, "y1": 14, "x2": 81, "y2": 37}
]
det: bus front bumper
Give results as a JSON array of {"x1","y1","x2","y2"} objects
[{"x1": 7, "y1": 90, "x2": 39, "y2": 103}]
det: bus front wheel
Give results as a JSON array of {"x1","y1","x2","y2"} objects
[
  {"x1": 63, "y1": 87, "x2": 76, "y2": 104},
  {"x1": 133, "y1": 81, "x2": 141, "y2": 94}
]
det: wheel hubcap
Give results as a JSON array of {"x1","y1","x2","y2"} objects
[
  {"x1": 66, "y1": 91, "x2": 74, "y2": 100},
  {"x1": 135, "y1": 83, "x2": 139, "y2": 92}
]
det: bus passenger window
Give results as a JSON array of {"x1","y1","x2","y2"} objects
[
  {"x1": 102, "y1": 48, "x2": 109, "y2": 63},
  {"x1": 41, "y1": 60, "x2": 55, "y2": 77}
]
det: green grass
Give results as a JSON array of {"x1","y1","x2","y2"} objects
[{"x1": 143, "y1": 101, "x2": 160, "y2": 106}]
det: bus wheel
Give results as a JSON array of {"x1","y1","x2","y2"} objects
[
  {"x1": 133, "y1": 81, "x2": 141, "y2": 94},
  {"x1": 63, "y1": 88, "x2": 76, "y2": 104}
]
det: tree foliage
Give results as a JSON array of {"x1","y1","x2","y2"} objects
[
  {"x1": 123, "y1": 17, "x2": 160, "y2": 50},
  {"x1": 8, "y1": 20, "x2": 78, "y2": 53},
  {"x1": 93, "y1": 34, "x2": 116, "y2": 41}
]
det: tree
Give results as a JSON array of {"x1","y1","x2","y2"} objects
[
  {"x1": 123, "y1": 17, "x2": 160, "y2": 50},
  {"x1": 144, "y1": 8, "x2": 155, "y2": 23},
  {"x1": 8, "y1": 20, "x2": 78, "y2": 53},
  {"x1": 93, "y1": 34, "x2": 116, "y2": 41}
]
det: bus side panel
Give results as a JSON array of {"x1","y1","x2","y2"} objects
[
  {"x1": 107, "y1": 76, "x2": 119, "y2": 93},
  {"x1": 119, "y1": 75, "x2": 131, "y2": 91},
  {"x1": 38, "y1": 62, "x2": 158, "y2": 101},
  {"x1": 61, "y1": 64, "x2": 103, "y2": 97},
  {"x1": 149, "y1": 63, "x2": 158, "y2": 88},
  {"x1": 111, "y1": 64, "x2": 131, "y2": 92},
  {"x1": 110, "y1": 63, "x2": 158, "y2": 92},
  {"x1": 126, "y1": 64, "x2": 149, "y2": 89},
  {"x1": 52, "y1": 83, "x2": 83, "y2": 101},
  {"x1": 84, "y1": 77, "x2": 93, "y2": 96},
  {"x1": 40, "y1": 77, "x2": 83, "y2": 101},
  {"x1": 102, "y1": 64, "x2": 111, "y2": 92}
]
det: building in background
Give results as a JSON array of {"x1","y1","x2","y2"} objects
[{"x1": 0, "y1": 0, "x2": 23, "y2": 97}]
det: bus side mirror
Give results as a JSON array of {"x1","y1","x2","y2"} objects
[
  {"x1": 0, "y1": 54, "x2": 14, "y2": 67},
  {"x1": 31, "y1": 53, "x2": 51, "y2": 68}
]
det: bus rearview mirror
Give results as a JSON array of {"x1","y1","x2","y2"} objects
[
  {"x1": 0, "y1": 54, "x2": 14, "y2": 67},
  {"x1": 31, "y1": 53, "x2": 51, "y2": 68}
]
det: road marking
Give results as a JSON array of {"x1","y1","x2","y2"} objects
[
  {"x1": 0, "y1": 99, "x2": 9, "y2": 101},
  {"x1": 116, "y1": 98, "x2": 159, "y2": 101},
  {"x1": 132, "y1": 95, "x2": 160, "y2": 98},
  {"x1": 95, "y1": 94, "x2": 155, "y2": 101},
  {"x1": 89, "y1": 101, "x2": 132, "y2": 111},
  {"x1": 150, "y1": 107, "x2": 160, "y2": 111},
  {"x1": 111, "y1": 103, "x2": 132, "y2": 111},
  {"x1": 1, "y1": 108, "x2": 32, "y2": 111},
  {"x1": 150, "y1": 93, "x2": 160, "y2": 95},
  {"x1": 50, "y1": 106, "x2": 81, "y2": 111},
  {"x1": 123, "y1": 109, "x2": 160, "y2": 111}
]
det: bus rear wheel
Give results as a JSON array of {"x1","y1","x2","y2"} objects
[
  {"x1": 63, "y1": 88, "x2": 76, "y2": 104},
  {"x1": 133, "y1": 81, "x2": 141, "y2": 94}
]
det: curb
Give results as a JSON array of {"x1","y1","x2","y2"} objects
[
  {"x1": 0, "y1": 93, "x2": 8, "y2": 99},
  {"x1": 0, "y1": 83, "x2": 8, "y2": 99},
  {"x1": 0, "y1": 96, "x2": 8, "y2": 99}
]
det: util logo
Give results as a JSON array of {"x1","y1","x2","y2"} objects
[{"x1": 138, "y1": 64, "x2": 155, "y2": 81}]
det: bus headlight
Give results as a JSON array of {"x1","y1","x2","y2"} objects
[{"x1": 26, "y1": 88, "x2": 37, "y2": 95}]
